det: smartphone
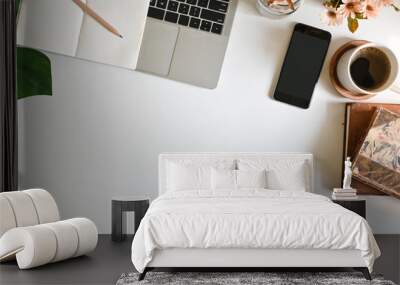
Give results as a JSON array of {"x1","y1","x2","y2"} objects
[{"x1": 273, "y1": 23, "x2": 331, "y2": 109}]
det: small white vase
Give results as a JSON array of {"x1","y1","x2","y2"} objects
[{"x1": 256, "y1": 0, "x2": 303, "y2": 16}]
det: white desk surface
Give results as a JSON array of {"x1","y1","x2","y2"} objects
[
  {"x1": 225, "y1": 0, "x2": 400, "y2": 103},
  {"x1": 19, "y1": 0, "x2": 400, "y2": 234}
]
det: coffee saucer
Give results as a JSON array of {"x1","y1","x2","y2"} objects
[{"x1": 329, "y1": 40, "x2": 376, "y2": 100}]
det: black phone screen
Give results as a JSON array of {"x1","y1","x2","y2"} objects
[{"x1": 274, "y1": 24, "x2": 331, "y2": 109}]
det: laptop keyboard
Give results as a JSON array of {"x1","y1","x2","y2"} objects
[{"x1": 147, "y1": 0, "x2": 229, "y2": 35}]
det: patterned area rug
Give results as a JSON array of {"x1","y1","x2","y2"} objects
[{"x1": 116, "y1": 272, "x2": 396, "y2": 285}]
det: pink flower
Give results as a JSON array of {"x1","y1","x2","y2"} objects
[
  {"x1": 321, "y1": 7, "x2": 344, "y2": 25},
  {"x1": 338, "y1": 0, "x2": 365, "y2": 18},
  {"x1": 364, "y1": 0, "x2": 381, "y2": 18}
]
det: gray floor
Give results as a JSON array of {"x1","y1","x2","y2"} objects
[
  {"x1": 374, "y1": 235, "x2": 400, "y2": 284},
  {"x1": 0, "y1": 235, "x2": 399, "y2": 285},
  {"x1": 0, "y1": 235, "x2": 133, "y2": 285}
]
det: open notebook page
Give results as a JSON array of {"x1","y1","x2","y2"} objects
[
  {"x1": 76, "y1": 0, "x2": 149, "y2": 70},
  {"x1": 17, "y1": 0, "x2": 85, "y2": 57}
]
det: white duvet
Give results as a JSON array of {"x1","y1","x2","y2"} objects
[{"x1": 131, "y1": 190, "x2": 380, "y2": 273}]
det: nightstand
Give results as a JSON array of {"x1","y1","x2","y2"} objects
[
  {"x1": 332, "y1": 199, "x2": 366, "y2": 218},
  {"x1": 112, "y1": 196, "x2": 150, "y2": 242}
]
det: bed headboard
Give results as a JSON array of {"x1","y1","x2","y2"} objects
[{"x1": 158, "y1": 152, "x2": 314, "y2": 195}]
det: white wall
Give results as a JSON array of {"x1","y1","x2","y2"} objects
[{"x1": 18, "y1": 0, "x2": 400, "y2": 234}]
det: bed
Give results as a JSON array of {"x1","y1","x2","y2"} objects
[{"x1": 131, "y1": 153, "x2": 380, "y2": 280}]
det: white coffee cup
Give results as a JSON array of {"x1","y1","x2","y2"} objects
[{"x1": 337, "y1": 43, "x2": 399, "y2": 95}]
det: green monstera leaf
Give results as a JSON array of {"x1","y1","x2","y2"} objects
[
  {"x1": 16, "y1": 0, "x2": 21, "y2": 14},
  {"x1": 17, "y1": 47, "x2": 52, "y2": 99},
  {"x1": 16, "y1": 0, "x2": 53, "y2": 99}
]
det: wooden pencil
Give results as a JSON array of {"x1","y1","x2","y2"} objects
[{"x1": 72, "y1": 0, "x2": 123, "y2": 38}]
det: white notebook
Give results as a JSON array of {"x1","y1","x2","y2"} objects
[{"x1": 17, "y1": 0, "x2": 149, "y2": 70}]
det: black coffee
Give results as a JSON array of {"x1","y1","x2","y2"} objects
[{"x1": 350, "y1": 47, "x2": 391, "y2": 91}]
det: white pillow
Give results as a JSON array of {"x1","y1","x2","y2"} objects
[
  {"x1": 237, "y1": 169, "x2": 267, "y2": 189},
  {"x1": 237, "y1": 159, "x2": 309, "y2": 191},
  {"x1": 211, "y1": 168, "x2": 236, "y2": 190},
  {"x1": 167, "y1": 163, "x2": 211, "y2": 191},
  {"x1": 267, "y1": 168, "x2": 307, "y2": 191},
  {"x1": 211, "y1": 169, "x2": 268, "y2": 190}
]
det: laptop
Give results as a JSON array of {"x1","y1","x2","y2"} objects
[{"x1": 136, "y1": 0, "x2": 238, "y2": 89}]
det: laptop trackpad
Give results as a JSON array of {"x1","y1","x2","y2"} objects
[
  {"x1": 169, "y1": 30, "x2": 228, "y2": 88},
  {"x1": 137, "y1": 20, "x2": 178, "y2": 76}
]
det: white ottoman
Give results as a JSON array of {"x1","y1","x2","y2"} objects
[{"x1": 0, "y1": 190, "x2": 98, "y2": 269}]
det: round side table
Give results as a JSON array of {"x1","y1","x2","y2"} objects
[{"x1": 111, "y1": 196, "x2": 150, "y2": 242}]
